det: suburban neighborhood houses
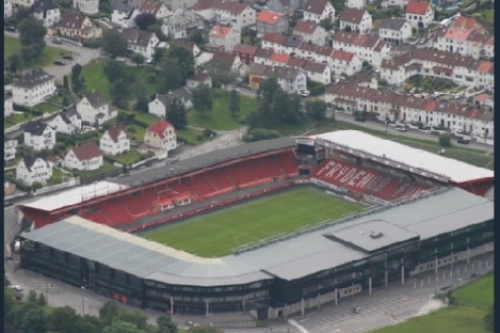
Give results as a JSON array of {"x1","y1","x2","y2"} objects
[{"x1": 3, "y1": 0, "x2": 495, "y2": 193}]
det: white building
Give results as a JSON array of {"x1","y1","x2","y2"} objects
[
  {"x1": 4, "y1": 137, "x2": 18, "y2": 163},
  {"x1": 329, "y1": 49, "x2": 363, "y2": 77},
  {"x1": 10, "y1": 0, "x2": 35, "y2": 8},
  {"x1": 405, "y1": 1, "x2": 434, "y2": 29},
  {"x1": 44, "y1": 107, "x2": 81, "y2": 135},
  {"x1": 192, "y1": 0, "x2": 256, "y2": 30},
  {"x1": 248, "y1": 63, "x2": 307, "y2": 94},
  {"x1": 122, "y1": 28, "x2": 159, "y2": 59},
  {"x1": 161, "y1": 8, "x2": 204, "y2": 39},
  {"x1": 303, "y1": 61, "x2": 331, "y2": 85},
  {"x1": 332, "y1": 31, "x2": 391, "y2": 67},
  {"x1": 208, "y1": 25, "x2": 241, "y2": 52},
  {"x1": 16, "y1": 156, "x2": 53, "y2": 186},
  {"x1": 186, "y1": 73, "x2": 212, "y2": 90},
  {"x1": 303, "y1": 0, "x2": 335, "y2": 23},
  {"x1": 32, "y1": 0, "x2": 61, "y2": 27},
  {"x1": 76, "y1": 92, "x2": 118, "y2": 126},
  {"x1": 73, "y1": 0, "x2": 99, "y2": 15},
  {"x1": 207, "y1": 51, "x2": 244, "y2": 76},
  {"x1": 148, "y1": 87, "x2": 193, "y2": 118},
  {"x1": 64, "y1": 142, "x2": 103, "y2": 171},
  {"x1": 12, "y1": 69, "x2": 56, "y2": 107},
  {"x1": 111, "y1": 0, "x2": 140, "y2": 28},
  {"x1": 23, "y1": 121, "x2": 56, "y2": 151},
  {"x1": 144, "y1": 119, "x2": 177, "y2": 153},
  {"x1": 293, "y1": 20, "x2": 327, "y2": 46},
  {"x1": 345, "y1": 0, "x2": 366, "y2": 9},
  {"x1": 139, "y1": 0, "x2": 171, "y2": 20},
  {"x1": 100, "y1": 126, "x2": 130, "y2": 156},
  {"x1": 378, "y1": 18, "x2": 412, "y2": 45},
  {"x1": 339, "y1": 7, "x2": 372, "y2": 34},
  {"x1": 5, "y1": 0, "x2": 13, "y2": 19},
  {"x1": 4, "y1": 92, "x2": 14, "y2": 118}
]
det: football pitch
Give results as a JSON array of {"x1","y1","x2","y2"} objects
[{"x1": 143, "y1": 187, "x2": 364, "y2": 257}]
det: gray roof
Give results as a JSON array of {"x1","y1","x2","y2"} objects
[
  {"x1": 379, "y1": 18, "x2": 407, "y2": 31},
  {"x1": 21, "y1": 188, "x2": 493, "y2": 284},
  {"x1": 112, "y1": 0, "x2": 133, "y2": 13},
  {"x1": 113, "y1": 137, "x2": 295, "y2": 187},
  {"x1": 24, "y1": 121, "x2": 50, "y2": 135},
  {"x1": 84, "y1": 92, "x2": 108, "y2": 109},
  {"x1": 14, "y1": 69, "x2": 54, "y2": 89},
  {"x1": 32, "y1": 0, "x2": 58, "y2": 14}
]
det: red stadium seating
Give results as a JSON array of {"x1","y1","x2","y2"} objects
[
  {"x1": 278, "y1": 152, "x2": 299, "y2": 176},
  {"x1": 314, "y1": 158, "x2": 438, "y2": 202},
  {"x1": 205, "y1": 170, "x2": 234, "y2": 191},
  {"x1": 226, "y1": 157, "x2": 284, "y2": 187}
]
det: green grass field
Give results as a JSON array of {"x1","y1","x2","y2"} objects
[
  {"x1": 144, "y1": 187, "x2": 363, "y2": 257},
  {"x1": 371, "y1": 274, "x2": 494, "y2": 333},
  {"x1": 4, "y1": 35, "x2": 70, "y2": 69}
]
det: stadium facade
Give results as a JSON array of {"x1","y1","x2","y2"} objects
[{"x1": 17, "y1": 131, "x2": 494, "y2": 319}]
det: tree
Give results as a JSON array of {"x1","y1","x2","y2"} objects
[
  {"x1": 18, "y1": 17, "x2": 46, "y2": 46},
  {"x1": 102, "y1": 30, "x2": 129, "y2": 59},
  {"x1": 118, "y1": 309, "x2": 148, "y2": 331},
  {"x1": 111, "y1": 79, "x2": 132, "y2": 109},
  {"x1": 319, "y1": 18, "x2": 334, "y2": 31},
  {"x1": 157, "y1": 315, "x2": 177, "y2": 333},
  {"x1": 167, "y1": 46, "x2": 195, "y2": 82},
  {"x1": 37, "y1": 292, "x2": 47, "y2": 306},
  {"x1": 102, "y1": 320, "x2": 144, "y2": 333},
  {"x1": 48, "y1": 306, "x2": 79, "y2": 333},
  {"x1": 207, "y1": 62, "x2": 237, "y2": 90},
  {"x1": 167, "y1": 98, "x2": 187, "y2": 129},
  {"x1": 71, "y1": 64, "x2": 85, "y2": 93},
  {"x1": 135, "y1": 13, "x2": 157, "y2": 30},
  {"x1": 7, "y1": 54, "x2": 22, "y2": 74},
  {"x1": 80, "y1": 314, "x2": 101, "y2": 333},
  {"x1": 99, "y1": 300, "x2": 121, "y2": 327},
  {"x1": 158, "y1": 58, "x2": 183, "y2": 93},
  {"x1": 484, "y1": 303, "x2": 494, "y2": 332},
  {"x1": 192, "y1": 84, "x2": 213, "y2": 115},
  {"x1": 131, "y1": 53, "x2": 145, "y2": 66},
  {"x1": 21, "y1": 44, "x2": 43, "y2": 65},
  {"x1": 104, "y1": 60, "x2": 127, "y2": 83},
  {"x1": 229, "y1": 89, "x2": 240, "y2": 117},
  {"x1": 21, "y1": 307, "x2": 47, "y2": 333},
  {"x1": 305, "y1": 99, "x2": 327, "y2": 123},
  {"x1": 27, "y1": 290, "x2": 39, "y2": 303},
  {"x1": 189, "y1": 326, "x2": 220, "y2": 333},
  {"x1": 439, "y1": 132, "x2": 451, "y2": 148},
  {"x1": 5, "y1": 273, "x2": 11, "y2": 287}
]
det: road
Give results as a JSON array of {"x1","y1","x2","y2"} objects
[{"x1": 5, "y1": 31, "x2": 101, "y2": 81}]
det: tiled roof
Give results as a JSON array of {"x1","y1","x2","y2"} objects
[
  {"x1": 255, "y1": 47, "x2": 274, "y2": 58},
  {"x1": 59, "y1": 12, "x2": 88, "y2": 30},
  {"x1": 303, "y1": 0, "x2": 328, "y2": 15},
  {"x1": 303, "y1": 60, "x2": 327, "y2": 73},
  {"x1": 24, "y1": 121, "x2": 50, "y2": 135},
  {"x1": 107, "y1": 126, "x2": 128, "y2": 143},
  {"x1": 331, "y1": 49, "x2": 354, "y2": 62},
  {"x1": 122, "y1": 28, "x2": 156, "y2": 47},
  {"x1": 257, "y1": 10, "x2": 282, "y2": 25},
  {"x1": 209, "y1": 25, "x2": 233, "y2": 38},
  {"x1": 84, "y1": 92, "x2": 108, "y2": 109},
  {"x1": 379, "y1": 18, "x2": 407, "y2": 31},
  {"x1": 209, "y1": 51, "x2": 238, "y2": 68},
  {"x1": 262, "y1": 32, "x2": 287, "y2": 44},
  {"x1": 340, "y1": 7, "x2": 366, "y2": 25},
  {"x1": 147, "y1": 120, "x2": 174, "y2": 139},
  {"x1": 72, "y1": 142, "x2": 101, "y2": 161},
  {"x1": 22, "y1": 156, "x2": 47, "y2": 172},
  {"x1": 139, "y1": 0, "x2": 163, "y2": 15},
  {"x1": 294, "y1": 20, "x2": 318, "y2": 34},
  {"x1": 270, "y1": 53, "x2": 290, "y2": 63},
  {"x1": 14, "y1": 69, "x2": 54, "y2": 89},
  {"x1": 233, "y1": 43, "x2": 259, "y2": 55},
  {"x1": 333, "y1": 31, "x2": 382, "y2": 49},
  {"x1": 406, "y1": 1, "x2": 430, "y2": 15}
]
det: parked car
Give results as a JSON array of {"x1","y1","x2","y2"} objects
[
  {"x1": 299, "y1": 90, "x2": 311, "y2": 97},
  {"x1": 52, "y1": 37, "x2": 62, "y2": 44},
  {"x1": 53, "y1": 59, "x2": 66, "y2": 66},
  {"x1": 457, "y1": 138, "x2": 470, "y2": 145},
  {"x1": 5, "y1": 26, "x2": 16, "y2": 32},
  {"x1": 62, "y1": 54, "x2": 73, "y2": 60}
]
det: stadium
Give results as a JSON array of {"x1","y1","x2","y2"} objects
[{"x1": 17, "y1": 130, "x2": 494, "y2": 320}]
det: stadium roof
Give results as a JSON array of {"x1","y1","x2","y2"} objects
[
  {"x1": 21, "y1": 188, "x2": 493, "y2": 283},
  {"x1": 21, "y1": 181, "x2": 129, "y2": 211},
  {"x1": 310, "y1": 130, "x2": 494, "y2": 184}
]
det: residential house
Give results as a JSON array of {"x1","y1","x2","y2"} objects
[
  {"x1": 23, "y1": 121, "x2": 56, "y2": 151},
  {"x1": 144, "y1": 120, "x2": 177, "y2": 153},
  {"x1": 111, "y1": 0, "x2": 140, "y2": 28},
  {"x1": 208, "y1": 25, "x2": 241, "y2": 51},
  {"x1": 4, "y1": 137, "x2": 18, "y2": 163},
  {"x1": 405, "y1": 1, "x2": 434, "y2": 29},
  {"x1": 293, "y1": 20, "x2": 327, "y2": 46},
  {"x1": 32, "y1": 0, "x2": 61, "y2": 27},
  {"x1": 139, "y1": 0, "x2": 171, "y2": 19},
  {"x1": 380, "y1": 48, "x2": 494, "y2": 91},
  {"x1": 233, "y1": 44, "x2": 259, "y2": 65},
  {"x1": 161, "y1": 8, "x2": 204, "y2": 39},
  {"x1": 122, "y1": 28, "x2": 159, "y2": 59},
  {"x1": 432, "y1": 0, "x2": 459, "y2": 11},
  {"x1": 256, "y1": 10, "x2": 289, "y2": 34},
  {"x1": 12, "y1": 69, "x2": 56, "y2": 107},
  {"x1": 302, "y1": 61, "x2": 331, "y2": 84},
  {"x1": 4, "y1": 92, "x2": 13, "y2": 118},
  {"x1": 331, "y1": 31, "x2": 391, "y2": 67},
  {"x1": 302, "y1": 0, "x2": 335, "y2": 24},
  {"x1": 10, "y1": 0, "x2": 35, "y2": 8},
  {"x1": 346, "y1": 0, "x2": 366, "y2": 9},
  {"x1": 339, "y1": 7, "x2": 372, "y2": 34},
  {"x1": 5, "y1": 0, "x2": 13, "y2": 19},
  {"x1": 248, "y1": 63, "x2": 307, "y2": 93},
  {"x1": 16, "y1": 156, "x2": 53, "y2": 186},
  {"x1": 73, "y1": 0, "x2": 99, "y2": 15},
  {"x1": 76, "y1": 92, "x2": 118, "y2": 126},
  {"x1": 261, "y1": 32, "x2": 288, "y2": 53},
  {"x1": 267, "y1": 0, "x2": 295, "y2": 16},
  {"x1": 148, "y1": 87, "x2": 193, "y2": 118},
  {"x1": 44, "y1": 106, "x2": 81, "y2": 135},
  {"x1": 191, "y1": 0, "x2": 257, "y2": 30},
  {"x1": 169, "y1": 40, "x2": 202, "y2": 58},
  {"x1": 377, "y1": 18, "x2": 412, "y2": 45},
  {"x1": 329, "y1": 49, "x2": 363, "y2": 77},
  {"x1": 100, "y1": 126, "x2": 130, "y2": 156},
  {"x1": 433, "y1": 15, "x2": 494, "y2": 59},
  {"x1": 58, "y1": 12, "x2": 102, "y2": 40},
  {"x1": 164, "y1": 0, "x2": 198, "y2": 11},
  {"x1": 64, "y1": 142, "x2": 103, "y2": 171},
  {"x1": 473, "y1": 94, "x2": 494, "y2": 109},
  {"x1": 207, "y1": 51, "x2": 244, "y2": 76},
  {"x1": 186, "y1": 73, "x2": 213, "y2": 89}
]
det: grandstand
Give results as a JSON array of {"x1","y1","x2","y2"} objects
[{"x1": 16, "y1": 130, "x2": 495, "y2": 320}]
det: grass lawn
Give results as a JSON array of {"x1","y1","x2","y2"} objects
[
  {"x1": 48, "y1": 168, "x2": 64, "y2": 186},
  {"x1": 143, "y1": 187, "x2": 364, "y2": 257},
  {"x1": 177, "y1": 128, "x2": 205, "y2": 146},
  {"x1": 113, "y1": 150, "x2": 146, "y2": 165},
  {"x1": 4, "y1": 35, "x2": 70, "y2": 69},
  {"x1": 4, "y1": 112, "x2": 36, "y2": 129},
  {"x1": 33, "y1": 101, "x2": 61, "y2": 114},
  {"x1": 370, "y1": 274, "x2": 493, "y2": 333},
  {"x1": 75, "y1": 162, "x2": 118, "y2": 178},
  {"x1": 324, "y1": 120, "x2": 494, "y2": 170},
  {"x1": 122, "y1": 110, "x2": 159, "y2": 125},
  {"x1": 81, "y1": 59, "x2": 158, "y2": 100},
  {"x1": 188, "y1": 90, "x2": 259, "y2": 130},
  {"x1": 483, "y1": 10, "x2": 494, "y2": 25}
]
